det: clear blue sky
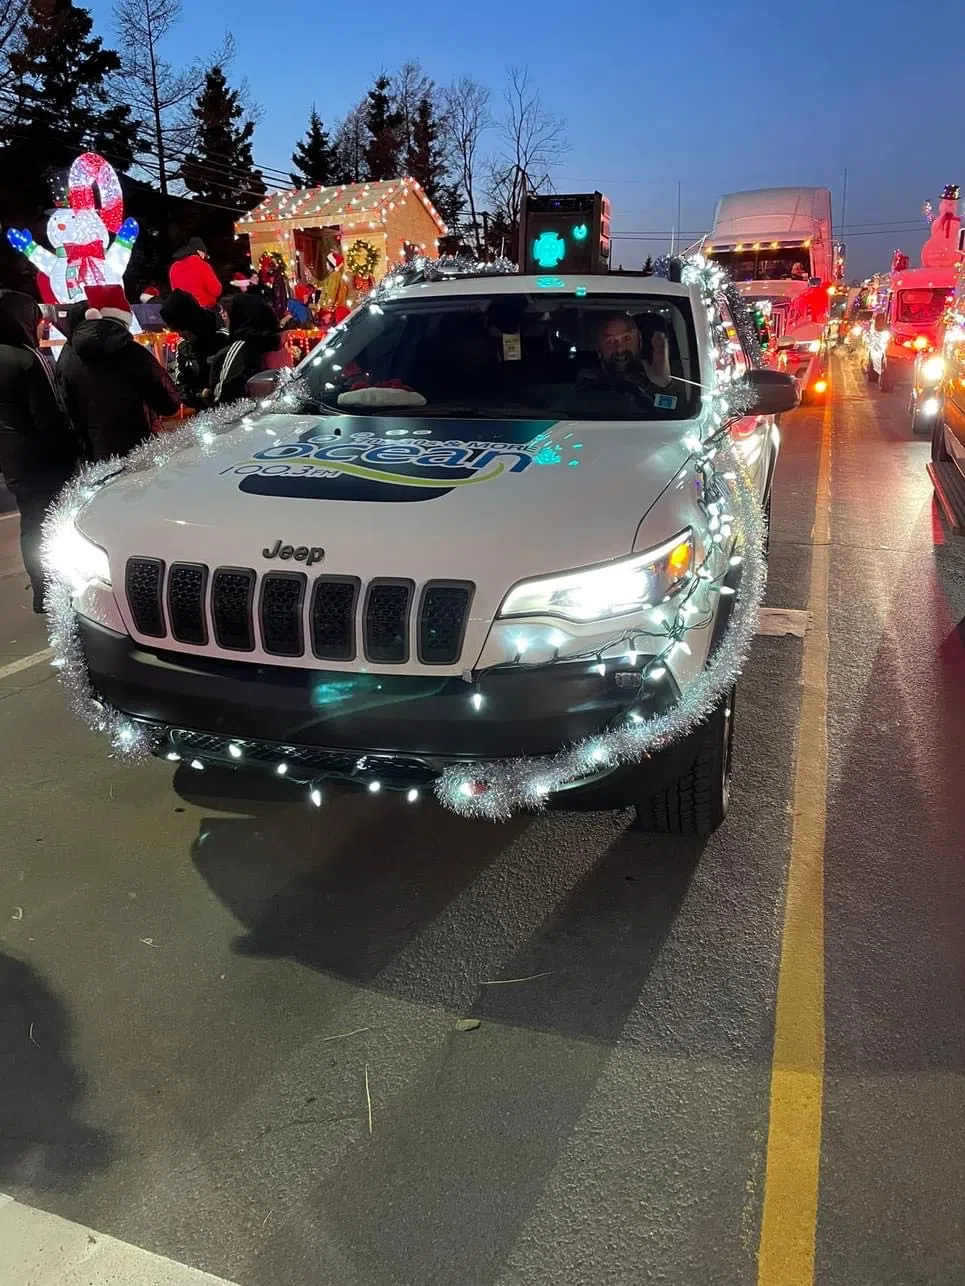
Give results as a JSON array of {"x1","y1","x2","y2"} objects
[{"x1": 87, "y1": 0, "x2": 964, "y2": 279}]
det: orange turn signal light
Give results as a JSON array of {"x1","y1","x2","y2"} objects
[
  {"x1": 913, "y1": 335, "x2": 929, "y2": 351},
  {"x1": 667, "y1": 539, "x2": 693, "y2": 581},
  {"x1": 813, "y1": 379, "x2": 829, "y2": 395}
]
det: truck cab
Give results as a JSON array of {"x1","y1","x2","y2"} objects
[
  {"x1": 706, "y1": 187, "x2": 835, "y2": 403},
  {"x1": 866, "y1": 267, "x2": 956, "y2": 392}
]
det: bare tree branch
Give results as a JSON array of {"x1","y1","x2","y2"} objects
[
  {"x1": 112, "y1": 0, "x2": 235, "y2": 195},
  {"x1": 0, "y1": 0, "x2": 26, "y2": 98},
  {"x1": 332, "y1": 100, "x2": 368, "y2": 184},
  {"x1": 440, "y1": 76, "x2": 491, "y2": 254},
  {"x1": 392, "y1": 60, "x2": 433, "y2": 163},
  {"x1": 485, "y1": 66, "x2": 568, "y2": 236}
]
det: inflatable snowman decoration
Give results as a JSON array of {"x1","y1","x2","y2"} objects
[
  {"x1": 6, "y1": 151, "x2": 138, "y2": 303},
  {"x1": 921, "y1": 183, "x2": 961, "y2": 270}
]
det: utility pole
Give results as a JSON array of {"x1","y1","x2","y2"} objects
[
  {"x1": 676, "y1": 180, "x2": 682, "y2": 255},
  {"x1": 840, "y1": 167, "x2": 848, "y2": 239}
]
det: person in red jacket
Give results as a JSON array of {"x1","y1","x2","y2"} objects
[{"x1": 168, "y1": 238, "x2": 222, "y2": 310}]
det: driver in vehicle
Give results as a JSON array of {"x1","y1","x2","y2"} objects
[{"x1": 579, "y1": 312, "x2": 677, "y2": 413}]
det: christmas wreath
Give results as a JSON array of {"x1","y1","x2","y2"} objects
[{"x1": 346, "y1": 239, "x2": 380, "y2": 278}]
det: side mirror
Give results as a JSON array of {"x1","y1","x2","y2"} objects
[
  {"x1": 809, "y1": 276, "x2": 821, "y2": 287},
  {"x1": 246, "y1": 369, "x2": 282, "y2": 401},
  {"x1": 739, "y1": 368, "x2": 801, "y2": 417}
]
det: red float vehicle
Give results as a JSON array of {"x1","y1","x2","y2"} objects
[{"x1": 867, "y1": 187, "x2": 961, "y2": 393}]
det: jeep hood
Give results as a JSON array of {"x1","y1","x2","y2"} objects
[{"x1": 79, "y1": 412, "x2": 694, "y2": 587}]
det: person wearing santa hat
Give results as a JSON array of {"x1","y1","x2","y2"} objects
[{"x1": 57, "y1": 284, "x2": 180, "y2": 461}]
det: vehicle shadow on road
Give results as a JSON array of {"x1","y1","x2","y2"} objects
[
  {"x1": 0, "y1": 951, "x2": 112, "y2": 1195},
  {"x1": 181, "y1": 766, "x2": 536, "y2": 983}
]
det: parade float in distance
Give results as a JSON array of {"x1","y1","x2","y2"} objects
[
  {"x1": 704, "y1": 187, "x2": 840, "y2": 403},
  {"x1": 863, "y1": 182, "x2": 961, "y2": 398},
  {"x1": 40, "y1": 189, "x2": 801, "y2": 840}
]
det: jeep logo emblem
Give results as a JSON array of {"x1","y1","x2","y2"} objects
[{"x1": 262, "y1": 539, "x2": 325, "y2": 566}]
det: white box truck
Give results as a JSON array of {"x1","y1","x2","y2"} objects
[{"x1": 706, "y1": 187, "x2": 835, "y2": 402}]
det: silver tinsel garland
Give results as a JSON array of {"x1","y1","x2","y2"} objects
[
  {"x1": 435, "y1": 255, "x2": 769, "y2": 819},
  {"x1": 41, "y1": 382, "x2": 308, "y2": 761},
  {"x1": 42, "y1": 255, "x2": 768, "y2": 820}
]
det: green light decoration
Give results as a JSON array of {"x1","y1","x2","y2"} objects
[
  {"x1": 575, "y1": 286, "x2": 587, "y2": 297},
  {"x1": 572, "y1": 223, "x2": 589, "y2": 242},
  {"x1": 532, "y1": 231, "x2": 567, "y2": 269},
  {"x1": 536, "y1": 276, "x2": 566, "y2": 289}
]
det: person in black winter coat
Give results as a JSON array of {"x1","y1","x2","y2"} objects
[
  {"x1": 209, "y1": 293, "x2": 288, "y2": 406},
  {"x1": 158, "y1": 288, "x2": 226, "y2": 410},
  {"x1": 0, "y1": 290, "x2": 80, "y2": 612},
  {"x1": 57, "y1": 284, "x2": 180, "y2": 461}
]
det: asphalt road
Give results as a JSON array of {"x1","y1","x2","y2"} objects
[{"x1": 1, "y1": 353, "x2": 964, "y2": 1285}]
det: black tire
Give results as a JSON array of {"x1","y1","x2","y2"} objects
[
  {"x1": 866, "y1": 360, "x2": 879, "y2": 385},
  {"x1": 932, "y1": 414, "x2": 951, "y2": 464},
  {"x1": 633, "y1": 690, "x2": 735, "y2": 837},
  {"x1": 879, "y1": 361, "x2": 893, "y2": 393}
]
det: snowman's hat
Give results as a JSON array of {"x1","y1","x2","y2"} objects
[
  {"x1": 85, "y1": 284, "x2": 133, "y2": 327},
  {"x1": 942, "y1": 184, "x2": 960, "y2": 201}
]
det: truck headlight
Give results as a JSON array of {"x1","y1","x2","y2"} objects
[
  {"x1": 498, "y1": 532, "x2": 694, "y2": 623},
  {"x1": 921, "y1": 355, "x2": 944, "y2": 384},
  {"x1": 47, "y1": 520, "x2": 111, "y2": 591}
]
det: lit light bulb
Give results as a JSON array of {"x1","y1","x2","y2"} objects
[
  {"x1": 166, "y1": 752, "x2": 180, "y2": 761},
  {"x1": 276, "y1": 762, "x2": 288, "y2": 776},
  {"x1": 407, "y1": 788, "x2": 419, "y2": 803},
  {"x1": 190, "y1": 759, "x2": 204, "y2": 770},
  {"x1": 310, "y1": 787, "x2": 322, "y2": 807},
  {"x1": 471, "y1": 692, "x2": 484, "y2": 711},
  {"x1": 228, "y1": 743, "x2": 243, "y2": 760},
  {"x1": 368, "y1": 780, "x2": 381, "y2": 793}
]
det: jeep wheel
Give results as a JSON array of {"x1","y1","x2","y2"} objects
[
  {"x1": 865, "y1": 360, "x2": 878, "y2": 385},
  {"x1": 633, "y1": 689, "x2": 735, "y2": 838},
  {"x1": 879, "y1": 361, "x2": 893, "y2": 393}
]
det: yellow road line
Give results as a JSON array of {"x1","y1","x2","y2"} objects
[{"x1": 757, "y1": 388, "x2": 833, "y2": 1285}]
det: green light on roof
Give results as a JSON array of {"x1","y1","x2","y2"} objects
[
  {"x1": 536, "y1": 276, "x2": 566, "y2": 288},
  {"x1": 533, "y1": 230, "x2": 566, "y2": 269},
  {"x1": 575, "y1": 286, "x2": 587, "y2": 298},
  {"x1": 572, "y1": 223, "x2": 588, "y2": 241}
]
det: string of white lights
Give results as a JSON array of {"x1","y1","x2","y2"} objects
[{"x1": 40, "y1": 256, "x2": 767, "y2": 821}]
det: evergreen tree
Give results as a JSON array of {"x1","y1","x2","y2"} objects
[
  {"x1": 1, "y1": 0, "x2": 140, "y2": 180},
  {"x1": 363, "y1": 73, "x2": 403, "y2": 181},
  {"x1": 181, "y1": 65, "x2": 264, "y2": 213},
  {"x1": 406, "y1": 96, "x2": 444, "y2": 197},
  {"x1": 290, "y1": 106, "x2": 337, "y2": 188},
  {"x1": 642, "y1": 256, "x2": 654, "y2": 276},
  {"x1": 405, "y1": 93, "x2": 462, "y2": 234},
  {"x1": 332, "y1": 101, "x2": 367, "y2": 184}
]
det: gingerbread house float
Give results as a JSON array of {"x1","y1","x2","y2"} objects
[{"x1": 237, "y1": 177, "x2": 447, "y2": 299}]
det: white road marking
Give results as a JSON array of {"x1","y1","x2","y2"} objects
[
  {"x1": 0, "y1": 1194, "x2": 241, "y2": 1284},
  {"x1": 757, "y1": 608, "x2": 810, "y2": 638},
  {"x1": 0, "y1": 648, "x2": 53, "y2": 681}
]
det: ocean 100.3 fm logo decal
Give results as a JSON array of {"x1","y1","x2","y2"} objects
[{"x1": 226, "y1": 418, "x2": 561, "y2": 503}]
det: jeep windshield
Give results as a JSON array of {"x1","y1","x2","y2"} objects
[{"x1": 299, "y1": 292, "x2": 701, "y2": 422}]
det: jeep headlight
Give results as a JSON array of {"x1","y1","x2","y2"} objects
[
  {"x1": 47, "y1": 519, "x2": 111, "y2": 591},
  {"x1": 498, "y1": 532, "x2": 694, "y2": 623},
  {"x1": 921, "y1": 355, "x2": 944, "y2": 384}
]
